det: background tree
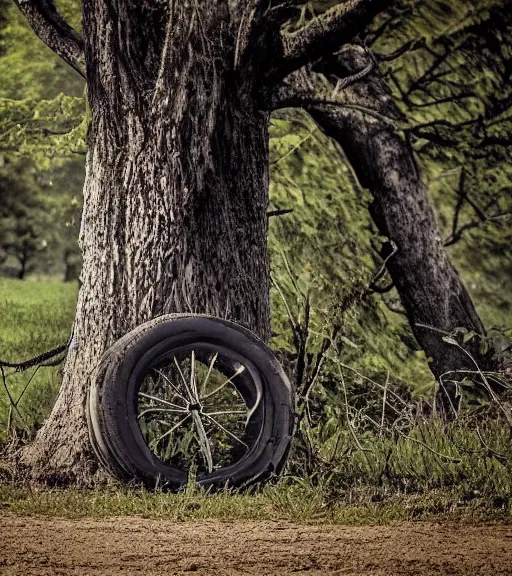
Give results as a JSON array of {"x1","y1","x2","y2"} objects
[
  {"x1": 39, "y1": 158, "x2": 83, "y2": 282},
  {"x1": 0, "y1": 158, "x2": 52, "y2": 279},
  {"x1": 0, "y1": 156, "x2": 83, "y2": 280}
]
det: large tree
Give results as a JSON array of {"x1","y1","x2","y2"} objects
[{"x1": 11, "y1": 0, "x2": 496, "y2": 481}]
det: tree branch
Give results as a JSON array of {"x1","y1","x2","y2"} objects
[
  {"x1": 444, "y1": 208, "x2": 512, "y2": 247},
  {"x1": 374, "y1": 38, "x2": 425, "y2": 62},
  {"x1": 14, "y1": 0, "x2": 86, "y2": 79},
  {"x1": 443, "y1": 170, "x2": 511, "y2": 246},
  {"x1": 266, "y1": 0, "x2": 393, "y2": 83},
  {"x1": 276, "y1": 96, "x2": 398, "y2": 127}
]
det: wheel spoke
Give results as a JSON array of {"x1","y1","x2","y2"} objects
[
  {"x1": 190, "y1": 350, "x2": 199, "y2": 402},
  {"x1": 204, "y1": 410, "x2": 246, "y2": 417},
  {"x1": 200, "y1": 352, "x2": 218, "y2": 397},
  {"x1": 191, "y1": 411, "x2": 214, "y2": 473},
  {"x1": 203, "y1": 413, "x2": 248, "y2": 449},
  {"x1": 138, "y1": 407, "x2": 188, "y2": 420},
  {"x1": 152, "y1": 369, "x2": 188, "y2": 405},
  {"x1": 246, "y1": 390, "x2": 262, "y2": 425},
  {"x1": 174, "y1": 357, "x2": 195, "y2": 402},
  {"x1": 150, "y1": 413, "x2": 192, "y2": 448},
  {"x1": 201, "y1": 364, "x2": 246, "y2": 401},
  {"x1": 138, "y1": 392, "x2": 186, "y2": 410}
]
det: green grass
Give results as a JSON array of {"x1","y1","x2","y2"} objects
[
  {"x1": 0, "y1": 277, "x2": 77, "y2": 438},
  {"x1": 0, "y1": 481, "x2": 510, "y2": 524}
]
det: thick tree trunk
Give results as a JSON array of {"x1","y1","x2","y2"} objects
[
  {"x1": 308, "y1": 46, "x2": 489, "y2": 416},
  {"x1": 20, "y1": 2, "x2": 271, "y2": 483}
]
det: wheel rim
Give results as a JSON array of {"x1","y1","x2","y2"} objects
[{"x1": 135, "y1": 343, "x2": 264, "y2": 481}]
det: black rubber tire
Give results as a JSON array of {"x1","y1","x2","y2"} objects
[{"x1": 87, "y1": 314, "x2": 295, "y2": 490}]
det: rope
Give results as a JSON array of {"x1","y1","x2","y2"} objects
[{"x1": 0, "y1": 342, "x2": 69, "y2": 372}]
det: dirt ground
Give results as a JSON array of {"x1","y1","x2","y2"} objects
[{"x1": 1, "y1": 515, "x2": 511, "y2": 576}]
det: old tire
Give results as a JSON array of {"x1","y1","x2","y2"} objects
[{"x1": 87, "y1": 314, "x2": 294, "y2": 490}]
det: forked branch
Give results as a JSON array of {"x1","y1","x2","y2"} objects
[
  {"x1": 14, "y1": 0, "x2": 86, "y2": 78},
  {"x1": 266, "y1": 0, "x2": 393, "y2": 83}
]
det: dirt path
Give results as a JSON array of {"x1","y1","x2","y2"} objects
[{"x1": 1, "y1": 515, "x2": 511, "y2": 576}]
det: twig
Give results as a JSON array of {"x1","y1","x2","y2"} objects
[
  {"x1": 267, "y1": 208, "x2": 294, "y2": 218},
  {"x1": 395, "y1": 429, "x2": 462, "y2": 463},
  {"x1": 271, "y1": 128, "x2": 316, "y2": 166},
  {"x1": 375, "y1": 38, "x2": 424, "y2": 62},
  {"x1": 276, "y1": 244, "x2": 303, "y2": 297},
  {"x1": 271, "y1": 275, "x2": 298, "y2": 337},
  {"x1": 475, "y1": 426, "x2": 509, "y2": 464},
  {"x1": 441, "y1": 337, "x2": 512, "y2": 427},
  {"x1": 338, "y1": 364, "x2": 373, "y2": 454},
  {"x1": 368, "y1": 240, "x2": 398, "y2": 291},
  {"x1": 328, "y1": 356, "x2": 406, "y2": 412},
  {"x1": 380, "y1": 371, "x2": 389, "y2": 434},
  {"x1": 1, "y1": 366, "x2": 28, "y2": 434}
]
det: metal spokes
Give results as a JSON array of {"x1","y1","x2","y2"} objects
[{"x1": 137, "y1": 347, "x2": 260, "y2": 475}]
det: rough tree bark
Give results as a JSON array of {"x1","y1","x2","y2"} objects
[{"x1": 274, "y1": 45, "x2": 490, "y2": 415}]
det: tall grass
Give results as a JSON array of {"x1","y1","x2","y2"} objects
[{"x1": 289, "y1": 416, "x2": 512, "y2": 504}]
